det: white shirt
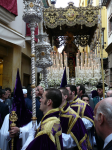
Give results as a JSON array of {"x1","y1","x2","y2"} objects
[
  {"x1": 0, "y1": 114, "x2": 34, "y2": 150},
  {"x1": 0, "y1": 98, "x2": 3, "y2": 102},
  {"x1": 103, "y1": 133, "x2": 112, "y2": 148}
]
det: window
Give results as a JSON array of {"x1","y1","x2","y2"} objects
[
  {"x1": 110, "y1": 17, "x2": 112, "y2": 32},
  {"x1": 108, "y1": 14, "x2": 112, "y2": 37}
]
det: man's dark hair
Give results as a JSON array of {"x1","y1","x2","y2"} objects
[
  {"x1": 0, "y1": 89, "x2": 6, "y2": 98},
  {"x1": 96, "y1": 82, "x2": 108, "y2": 89},
  {"x1": 58, "y1": 87, "x2": 69, "y2": 100},
  {"x1": 81, "y1": 94, "x2": 89, "y2": 100},
  {"x1": 65, "y1": 84, "x2": 77, "y2": 95},
  {"x1": 79, "y1": 84, "x2": 85, "y2": 94},
  {"x1": 27, "y1": 86, "x2": 32, "y2": 95},
  {"x1": 5, "y1": 87, "x2": 11, "y2": 92},
  {"x1": 45, "y1": 88, "x2": 62, "y2": 108}
]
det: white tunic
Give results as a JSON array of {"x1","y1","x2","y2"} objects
[{"x1": 0, "y1": 114, "x2": 33, "y2": 150}]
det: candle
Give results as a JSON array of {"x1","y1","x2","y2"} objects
[
  {"x1": 51, "y1": 56, "x2": 53, "y2": 62},
  {"x1": 92, "y1": 62, "x2": 93, "y2": 70},
  {"x1": 59, "y1": 64, "x2": 60, "y2": 70},
  {"x1": 67, "y1": 67, "x2": 69, "y2": 79},
  {"x1": 98, "y1": 64, "x2": 99, "y2": 69},
  {"x1": 75, "y1": 67, "x2": 77, "y2": 77},
  {"x1": 81, "y1": 63, "x2": 82, "y2": 70},
  {"x1": 85, "y1": 53, "x2": 87, "y2": 67},
  {"x1": 76, "y1": 53, "x2": 78, "y2": 66},
  {"x1": 84, "y1": 64, "x2": 86, "y2": 69},
  {"x1": 64, "y1": 52, "x2": 66, "y2": 60},
  {"x1": 77, "y1": 59, "x2": 79, "y2": 66},
  {"x1": 66, "y1": 56, "x2": 68, "y2": 66}
]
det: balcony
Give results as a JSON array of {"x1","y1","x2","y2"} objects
[
  {"x1": 0, "y1": 6, "x2": 15, "y2": 24},
  {"x1": 0, "y1": 0, "x2": 17, "y2": 24}
]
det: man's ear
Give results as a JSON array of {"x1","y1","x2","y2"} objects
[
  {"x1": 64, "y1": 95, "x2": 67, "y2": 100},
  {"x1": 72, "y1": 91, "x2": 75, "y2": 95},
  {"x1": 80, "y1": 90, "x2": 82, "y2": 94},
  {"x1": 98, "y1": 113, "x2": 104, "y2": 125},
  {"x1": 47, "y1": 99, "x2": 52, "y2": 106}
]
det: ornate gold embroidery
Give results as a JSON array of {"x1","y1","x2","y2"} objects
[
  {"x1": 55, "y1": 130, "x2": 62, "y2": 150},
  {"x1": 35, "y1": 108, "x2": 62, "y2": 150},
  {"x1": 43, "y1": 2, "x2": 100, "y2": 28}
]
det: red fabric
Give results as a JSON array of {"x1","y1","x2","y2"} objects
[
  {"x1": 26, "y1": 23, "x2": 38, "y2": 43},
  {"x1": 0, "y1": 0, "x2": 18, "y2": 16}
]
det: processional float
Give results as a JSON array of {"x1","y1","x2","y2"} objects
[
  {"x1": 21, "y1": 0, "x2": 105, "y2": 131},
  {"x1": 43, "y1": 0, "x2": 105, "y2": 96}
]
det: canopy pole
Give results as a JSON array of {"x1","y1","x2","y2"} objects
[{"x1": 99, "y1": 3, "x2": 105, "y2": 98}]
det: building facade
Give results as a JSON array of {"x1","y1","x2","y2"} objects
[
  {"x1": 79, "y1": 0, "x2": 108, "y2": 58},
  {"x1": 103, "y1": 0, "x2": 112, "y2": 87}
]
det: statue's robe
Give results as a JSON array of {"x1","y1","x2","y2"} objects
[
  {"x1": 60, "y1": 102, "x2": 92, "y2": 150},
  {"x1": 26, "y1": 108, "x2": 63, "y2": 150}
]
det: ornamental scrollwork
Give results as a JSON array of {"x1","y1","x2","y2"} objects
[
  {"x1": 74, "y1": 35, "x2": 90, "y2": 47},
  {"x1": 43, "y1": 2, "x2": 100, "y2": 28}
]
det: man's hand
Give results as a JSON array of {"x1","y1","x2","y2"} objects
[{"x1": 9, "y1": 127, "x2": 20, "y2": 138}]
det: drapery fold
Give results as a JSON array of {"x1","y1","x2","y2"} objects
[{"x1": 0, "y1": 0, "x2": 18, "y2": 16}]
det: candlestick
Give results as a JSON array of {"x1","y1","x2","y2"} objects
[{"x1": 67, "y1": 67, "x2": 69, "y2": 79}]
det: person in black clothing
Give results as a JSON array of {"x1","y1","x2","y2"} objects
[
  {"x1": 25, "y1": 86, "x2": 43, "y2": 124},
  {"x1": 5, "y1": 87, "x2": 13, "y2": 112}
]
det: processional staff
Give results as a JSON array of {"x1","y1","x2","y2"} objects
[
  {"x1": 9, "y1": 111, "x2": 18, "y2": 150},
  {"x1": 99, "y1": 0, "x2": 105, "y2": 98}
]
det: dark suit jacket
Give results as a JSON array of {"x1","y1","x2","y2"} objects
[
  {"x1": 103, "y1": 140, "x2": 112, "y2": 150},
  {"x1": 89, "y1": 98, "x2": 95, "y2": 110},
  {"x1": 25, "y1": 95, "x2": 43, "y2": 124},
  {"x1": 0, "y1": 101, "x2": 9, "y2": 128},
  {"x1": 5, "y1": 98, "x2": 13, "y2": 112}
]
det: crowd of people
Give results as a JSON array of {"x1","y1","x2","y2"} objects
[{"x1": 0, "y1": 74, "x2": 112, "y2": 150}]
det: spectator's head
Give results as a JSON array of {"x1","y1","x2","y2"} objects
[
  {"x1": 91, "y1": 90, "x2": 98, "y2": 98},
  {"x1": 106, "y1": 90, "x2": 112, "y2": 97},
  {"x1": 96, "y1": 83, "x2": 108, "y2": 98},
  {"x1": 35, "y1": 87, "x2": 39, "y2": 97},
  {"x1": 5, "y1": 87, "x2": 11, "y2": 98},
  {"x1": 65, "y1": 85, "x2": 77, "y2": 101},
  {"x1": 22, "y1": 89, "x2": 27, "y2": 98},
  {"x1": 27, "y1": 86, "x2": 32, "y2": 96},
  {"x1": 94, "y1": 98, "x2": 112, "y2": 140},
  {"x1": 77, "y1": 84, "x2": 85, "y2": 98},
  {"x1": 96, "y1": 83, "x2": 103, "y2": 98},
  {"x1": 59, "y1": 87, "x2": 69, "y2": 107},
  {"x1": 39, "y1": 88, "x2": 62, "y2": 115},
  {"x1": 0, "y1": 89, "x2": 8, "y2": 101},
  {"x1": 37, "y1": 86, "x2": 44, "y2": 97},
  {"x1": 81, "y1": 94, "x2": 89, "y2": 104}
]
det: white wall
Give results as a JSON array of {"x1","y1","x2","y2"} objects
[
  {"x1": 9, "y1": 0, "x2": 26, "y2": 36},
  {"x1": 107, "y1": 0, "x2": 112, "y2": 45}
]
